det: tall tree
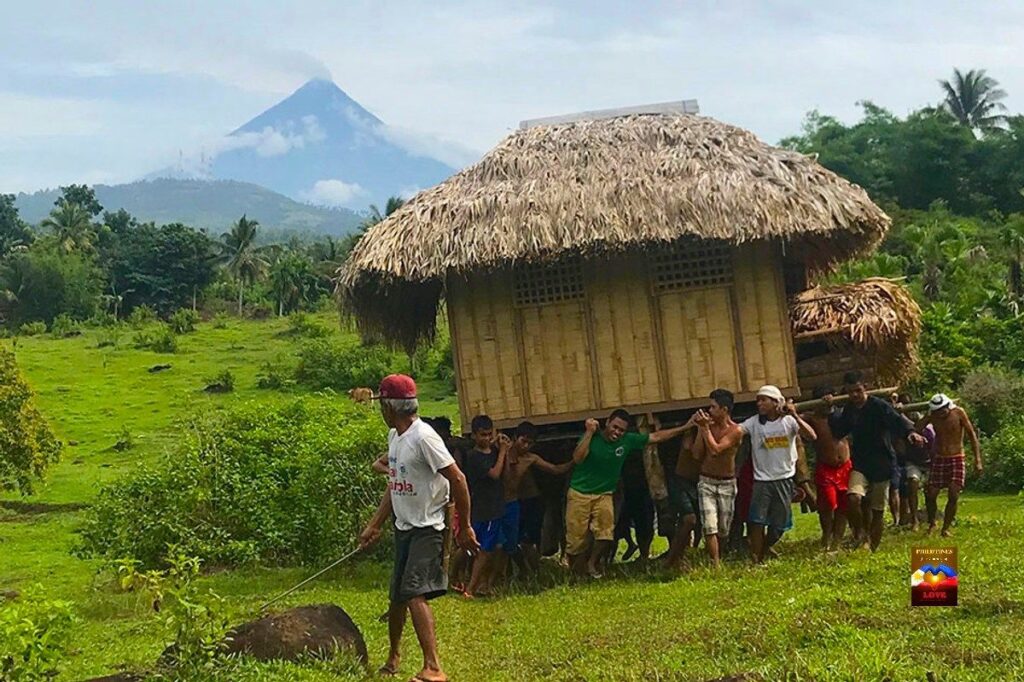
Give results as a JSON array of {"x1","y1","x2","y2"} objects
[
  {"x1": 40, "y1": 202, "x2": 98, "y2": 254},
  {"x1": 1002, "y1": 213, "x2": 1024, "y2": 299},
  {"x1": 220, "y1": 215, "x2": 267, "y2": 315},
  {"x1": 342, "y1": 196, "x2": 407, "y2": 262},
  {"x1": 1, "y1": 194, "x2": 33, "y2": 257},
  {"x1": 56, "y1": 184, "x2": 103, "y2": 217},
  {"x1": 940, "y1": 68, "x2": 1009, "y2": 135},
  {"x1": 269, "y1": 251, "x2": 313, "y2": 316}
]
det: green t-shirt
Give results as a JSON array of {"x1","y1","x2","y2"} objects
[{"x1": 570, "y1": 431, "x2": 650, "y2": 494}]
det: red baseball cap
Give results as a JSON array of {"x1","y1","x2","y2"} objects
[{"x1": 374, "y1": 374, "x2": 417, "y2": 399}]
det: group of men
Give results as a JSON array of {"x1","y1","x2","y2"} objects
[{"x1": 357, "y1": 371, "x2": 982, "y2": 681}]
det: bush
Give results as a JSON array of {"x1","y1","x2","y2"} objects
[
  {"x1": 95, "y1": 324, "x2": 125, "y2": 349},
  {"x1": 18, "y1": 321, "x2": 46, "y2": 337},
  {"x1": 133, "y1": 324, "x2": 178, "y2": 353},
  {"x1": 128, "y1": 304, "x2": 157, "y2": 328},
  {"x1": 77, "y1": 398, "x2": 386, "y2": 568},
  {"x1": 975, "y1": 417, "x2": 1024, "y2": 493},
  {"x1": 206, "y1": 369, "x2": 235, "y2": 393},
  {"x1": 295, "y1": 339, "x2": 404, "y2": 391},
  {"x1": 211, "y1": 313, "x2": 229, "y2": 329},
  {"x1": 1, "y1": 348, "x2": 63, "y2": 494},
  {"x1": 959, "y1": 367, "x2": 1024, "y2": 437},
  {"x1": 0, "y1": 588, "x2": 75, "y2": 681},
  {"x1": 248, "y1": 301, "x2": 273, "y2": 319},
  {"x1": 256, "y1": 358, "x2": 294, "y2": 390},
  {"x1": 286, "y1": 312, "x2": 329, "y2": 338},
  {"x1": 169, "y1": 308, "x2": 200, "y2": 334},
  {"x1": 49, "y1": 313, "x2": 80, "y2": 338},
  {"x1": 88, "y1": 312, "x2": 119, "y2": 328}
]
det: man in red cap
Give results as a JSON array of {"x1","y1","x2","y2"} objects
[{"x1": 359, "y1": 374, "x2": 478, "y2": 682}]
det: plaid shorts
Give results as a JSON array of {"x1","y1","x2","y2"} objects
[
  {"x1": 697, "y1": 475, "x2": 737, "y2": 537},
  {"x1": 929, "y1": 455, "x2": 965, "y2": 490}
]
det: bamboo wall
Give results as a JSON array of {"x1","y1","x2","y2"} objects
[{"x1": 447, "y1": 242, "x2": 798, "y2": 428}]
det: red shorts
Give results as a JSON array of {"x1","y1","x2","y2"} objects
[
  {"x1": 929, "y1": 455, "x2": 965, "y2": 490},
  {"x1": 735, "y1": 459, "x2": 754, "y2": 523},
  {"x1": 815, "y1": 459, "x2": 852, "y2": 512}
]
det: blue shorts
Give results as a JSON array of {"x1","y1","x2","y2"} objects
[
  {"x1": 748, "y1": 478, "x2": 794, "y2": 533},
  {"x1": 472, "y1": 501, "x2": 521, "y2": 552}
]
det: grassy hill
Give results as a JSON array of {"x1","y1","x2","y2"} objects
[
  {"x1": 1, "y1": 316, "x2": 1022, "y2": 681},
  {"x1": 14, "y1": 179, "x2": 363, "y2": 236}
]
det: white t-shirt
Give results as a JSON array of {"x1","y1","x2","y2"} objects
[
  {"x1": 387, "y1": 418, "x2": 455, "y2": 531},
  {"x1": 739, "y1": 415, "x2": 799, "y2": 482}
]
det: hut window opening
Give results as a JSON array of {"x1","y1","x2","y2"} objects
[
  {"x1": 513, "y1": 258, "x2": 585, "y2": 307},
  {"x1": 652, "y1": 240, "x2": 733, "y2": 293}
]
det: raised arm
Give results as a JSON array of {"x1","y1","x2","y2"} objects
[
  {"x1": 782, "y1": 401, "x2": 817, "y2": 441},
  {"x1": 573, "y1": 419, "x2": 599, "y2": 463},
  {"x1": 960, "y1": 409, "x2": 982, "y2": 473},
  {"x1": 827, "y1": 400, "x2": 853, "y2": 440},
  {"x1": 487, "y1": 434, "x2": 510, "y2": 479},
  {"x1": 700, "y1": 422, "x2": 744, "y2": 456},
  {"x1": 648, "y1": 414, "x2": 698, "y2": 445},
  {"x1": 529, "y1": 453, "x2": 573, "y2": 476},
  {"x1": 439, "y1": 463, "x2": 481, "y2": 553}
]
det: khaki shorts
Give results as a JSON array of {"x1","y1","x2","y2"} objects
[
  {"x1": 847, "y1": 469, "x2": 889, "y2": 511},
  {"x1": 565, "y1": 488, "x2": 614, "y2": 555}
]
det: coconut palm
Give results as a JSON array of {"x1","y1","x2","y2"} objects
[
  {"x1": 220, "y1": 215, "x2": 268, "y2": 315},
  {"x1": 268, "y1": 251, "x2": 312, "y2": 316},
  {"x1": 939, "y1": 68, "x2": 1009, "y2": 135},
  {"x1": 40, "y1": 201, "x2": 96, "y2": 253},
  {"x1": 360, "y1": 196, "x2": 407, "y2": 231}
]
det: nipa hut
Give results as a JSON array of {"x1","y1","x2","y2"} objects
[
  {"x1": 789, "y1": 277, "x2": 922, "y2": 390},
  {"x1": 339, "y1": 107, "x2": 891, "y2": 432}
]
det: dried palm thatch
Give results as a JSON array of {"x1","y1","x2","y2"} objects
[
  {"x1": 790, "y1": 278, "x2": 922, "y2": 384},
  {"x1": 339, "y1": 113, "x2": 891, "y2": 350}
]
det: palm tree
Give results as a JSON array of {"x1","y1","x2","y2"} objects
[
  {"x1": 220, "y1": 215, "x2": 267, "y2": 315},
  {"x1": 268, "y1": 252, "x2": 311, "y2": 316},
  {"x1": 40, "y1": 201, "x2": 96, "y2": 253},
  {"x1": 939, "y1": 68, "x2": 1009, "y2": 135},
  {"x1": 360, "y1": 196, "x2": 406, "y2": 231}
]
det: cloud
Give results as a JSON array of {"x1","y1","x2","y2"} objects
[
  {"x1": 300, "y1": 179, "x2": 367, "y2": 207},
  {"x1": 377, "y1": 124, "x2": 481, "y2": 169},
  {"x1": 0, "y1": 93, "x2": 107, "y2": 138}
]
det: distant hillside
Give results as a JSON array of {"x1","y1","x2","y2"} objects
[{"x1": 15, "y1": 179, "x2": 363, "y2": 236}]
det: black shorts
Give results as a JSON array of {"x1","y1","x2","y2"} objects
[
  {"x1": 615, "y1": 486, "x2": 655, "y2": 541},
  {"x1": 518, "y1": 496, "x2": 544, "y2": 546},
  {"x1": 390, "y1": 526, "x2": 447, "y2": 605}
]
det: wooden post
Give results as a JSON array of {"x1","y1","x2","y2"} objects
[{"x1": 792, "y1": 386, "x2": 899, "y2": 412}]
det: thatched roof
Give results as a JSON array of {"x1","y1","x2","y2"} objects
[
  {"x1": 790, "y1": 278, "x2": 922, "y2": 384},
  {"x1": 340, "y1": 113, "x2": 891, "y2": 350}
]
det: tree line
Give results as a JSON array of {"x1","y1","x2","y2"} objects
[{"x1": 0, "y1": 185, "x2": 403, "y2": 329}]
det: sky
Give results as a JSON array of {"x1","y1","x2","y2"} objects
[{"x1": 2, "y1": 0, "x2": 1023, "y2": 194}]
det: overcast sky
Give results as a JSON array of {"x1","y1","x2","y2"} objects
[{"x1": 2, "y1": 1, "x2": 1022, "y2": 194}]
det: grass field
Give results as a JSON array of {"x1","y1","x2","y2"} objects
[{"x1": 2, "y1": 314, "x2": 1023, "y2": 681}]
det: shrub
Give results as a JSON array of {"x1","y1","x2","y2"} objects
[
  {"x1": 205, "y1": 369, "x2": 235, "y2": 393},
  {"x1": 1, "y1": 349, "x2": 63, "y2": 494},
  {"x1": 77, "y1": 398, "x2": 386, "y2": 568},
  {"x1": 113, "y1": 425, "x2": 134, "y2": 452},
  {"x1": 256, "y1": 358, "x2": 294, "y2": 390},
  {"x1": 975, "y1": 417, "x2": 1024, "y2": 493},
  {"x1": 295, "y1": 338, "x2": 403, "y2": 391},
  {"x1": 49, "y1": 313, "x2": 80, "y2": 338},
  {"x1": 88, "y1": 312, "x2": 119, "y2": 328},
  {"x1": 128, "y1": 304, "x2": 157, "y2": 328},
  {"x1": 959, "y1": 367, "x2": 1024, "y2": 437},
  {"x1": 211, "y1": 313, "x2": 229, "y2": 329},
  {"x1": 18, "y1": 321, "x2": 46, "y2": 337},
  {"x1": 0, "y1": 588, "x2": 75, "y2": 681},
  {"x1": 133, "y1": 324, "x2": 178, "y2": 353},
  {"x1": 95, "y1": 324, "x2": 125, "y2": 349},
  {"x1": 169, "y1": 308, "x2": 200, "y2": 334},
  {"x1": 286, "y1": 311, "x2": 329, "y2": 338},
  {"x1": 248, "y1": 301, "x2": 273, "y2": 320}
]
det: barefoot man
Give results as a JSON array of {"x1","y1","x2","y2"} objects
[
  {"x1": 800, "y1": 387, "x2": 851, "y2": 551},
  {"x1": 359, "y1": 374, "x2": 479, "y2": 681},
  {"x1": 917, "y1": 394, "x2": 983, "y2": 537},
  {"x1": 691, "y1": 389, "x2": 740, "y2": 568}
]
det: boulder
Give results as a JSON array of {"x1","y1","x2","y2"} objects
[{"x1": 222, "y1": 604, "x2": 368, "y2": 665}]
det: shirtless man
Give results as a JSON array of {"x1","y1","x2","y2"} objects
[
  {"x1": 502, "y1": 421, "x2": 572, "y2": 575},
  {"x1": 916, "y1": 394, "x2": 982, "y2": 537},
  {"x1": 691, "y1": 389, "x2": 741, "y2": 568},
  {"x1": 801, "y1": 388, "x2": 851, "y2": 551}
]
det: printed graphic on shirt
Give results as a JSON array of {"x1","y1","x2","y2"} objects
[
  {"x1": 763, "y1": 436, "x2": 791, "y2": 449},
  {"x1": 389, "y1": 458, "x2": 416, "y2": 496}
]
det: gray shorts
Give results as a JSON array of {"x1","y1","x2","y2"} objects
[
  {"x1": 390, "y1": 526, "x2": 447, "y2": 605},
  {"x1": 748, "y1": 478, "x2": 794, "y2": 533}
]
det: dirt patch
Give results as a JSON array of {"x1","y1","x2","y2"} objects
[
  {"x1": 705, "y1": 675, "x2": 761, "y2": 682},
  {"x1": 78, "y1": 674, "x2": 143, "y2": 682},
  {"x1": 221, "y1": 604, "x2": 368, "y2": 665},
  {"x1": 148, "y1": 364, "x2": 172, "y2": 373}
]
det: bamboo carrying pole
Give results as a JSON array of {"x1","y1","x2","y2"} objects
[{"x1": 791, "y1": 386, "x2": 899, "y2": 412}]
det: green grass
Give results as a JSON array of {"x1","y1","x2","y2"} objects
[{"x1": 2, "y1": 315, "x2": 1023, "y2": 681}]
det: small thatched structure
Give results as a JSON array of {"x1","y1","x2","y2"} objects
[
  {"x1": 790, "y1": 278, "x2": 922, "y2": 387},
  {"x1": 340, "y1": 114, "x2": 890, "y2": 351}
]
